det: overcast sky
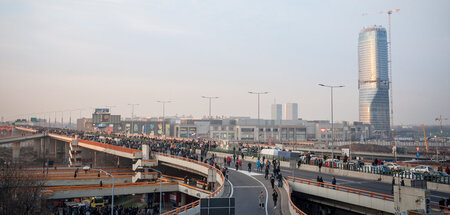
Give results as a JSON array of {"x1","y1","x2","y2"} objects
[{"x1": 0, "y1": 0, "x2": 449, "y2": 125}]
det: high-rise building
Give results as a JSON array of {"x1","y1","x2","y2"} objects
[
  {"x1": 284, "y1": 103, "x2": 298, "y2": 120},
  {"x1": 358, "y1": 26, "x2": 390, "y2": 134},
  {"x1": 271, "y1": 104, "x2": 282, "y2": 120}
]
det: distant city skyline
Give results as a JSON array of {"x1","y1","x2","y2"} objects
[{"x1": 0, "y1": 1, "x2": 449, "y2": 125}]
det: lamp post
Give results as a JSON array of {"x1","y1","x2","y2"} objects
[
  {"x1": 318, "y1": 84, "x2": 344, "y2": 159},
  {"x1": 83, "y1": 166, "x2": 114, "y2": 215},
  {"x1": 149, "y1": 168, "x2": 163, "y2": 214},
  {"x1": 248, "y1": 91, "x2": 269, "y2": 156},
  {"x1": 128, "y1": 104, "x2": 139, "y2": 134},
  {"x1": 201, "y1": 96, "x2": 219, "y2": 139},
  {"x1": 201, "y1": 96, "x2": 219, "y2": 119},
  {"x1": 157, "y1": 101, "x2": 171, "y2": 136}
]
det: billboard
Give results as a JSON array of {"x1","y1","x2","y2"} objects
[
  {"x1": 100, "y1": 114, "x2": 110, "y2": 122},
  {"x1": 95, "y1": 108, "x2": 110, "y2": 114}
]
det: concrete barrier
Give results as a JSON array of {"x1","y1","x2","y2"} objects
[
  {"x1": 282, "y1": 178, "x2": 306, "y2": 215},
  {"x1": 288, "y1": 177, "x2": 395, "y2": 214},
  {"x1": 154, "y1": 152, "x2": 225, "y2": 215}
]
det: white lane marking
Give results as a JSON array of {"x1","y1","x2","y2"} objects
[
  {"x1": 231, "y1": 169, "x2": 269, "y2": 215},
  {"x1": 234, "y1": 186, "x2": 264, "y2": 188},
  {"x1": 229, "y1": 179, "x2": 234, "y2": 198},
  {"x1": 236, "y1": 169, "x2": 263, "y2": 176}
]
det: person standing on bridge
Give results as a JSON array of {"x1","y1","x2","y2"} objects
[
  {"x1": 332, "y1": 176, "x2": 336, "y2": 189},
  {"x1": 272, "y1": 189, "x2": 278, "y2": 209},
  {"x1": 391, "y1": 177, "x2": 395, "y2": 194},
  {"x1": 265, "y1": 166, "x2": 269, "y2": 180},
  {"x1": 270, "y1": 174, "x2": 275, "y2": 189},
  {"x1": 258, "y1": 191, "x2": 265, "y2": 209}
]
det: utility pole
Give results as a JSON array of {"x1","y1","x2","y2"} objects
[
  {"x1": 318, "y1": 84, "x2": 344, "y2": 159},
  {"x1": 128, "y1": 104, "x2": 139, "y2": 134},
  {"x1": 435, "y1": 115, "x2": 448, "y2": 161},
  {"x1": 157, "y1": 101, "x2": 171, "y2": 136},
  {"x1": 248, "y1": 91, "x2": 269, "y2": 156}
]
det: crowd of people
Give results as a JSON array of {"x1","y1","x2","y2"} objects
[{"x1": 33, "y1": 126, "x2": 217, "y2": 154}]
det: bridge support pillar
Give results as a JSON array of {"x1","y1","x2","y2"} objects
[
  {"x1": 142, "y1": 144, "x2": 150, "y2": 160},
  {"x1": 33, "y1": 139, "x2": 41, "y2": 158},
  {"x1": 12, "y1": 142, "x2": 20, "y2": 162},
  {"x1": 180, "y1": 193, "x2": 186, "y2": 206},
  {"x1": 394, "y1": 185, "x2": 430, "y2": 214},
  {"x1": 40, "y1": 138, "x2": 45, "y2": 159},
  {"x1": 54, "y1": 140, "x2": 57, "y2": 159},
  {"x1": 64, "y1": 142, "x2": 69, "y2": 164}
]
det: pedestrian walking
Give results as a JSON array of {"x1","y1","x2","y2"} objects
[
  {"x1": 277, "y1": 173, "x2": 283, "y2": 187},
  {"x1": 258, "y1": 191, "x2": 265, "y2": 209},
  {"x1": 265, "y1": 167, "x2": 269, "y2": 180},
  {"x1": 272, "y1": 189, "x2": 278, "y2": 209},
  {"x1": 318, "y1": 160, "x2": 323, "y2": 172},
  {"x1": 401, "y1": 177, "x2": 405, "y2": 186},
  {"x1": 391, "y1": 177, "x2": 395, "y2": 194},
  {"x1": 270, "y1": 175, "x2": 275, "y2": 189},
  {"x1": 235, "y1": 162, "x2": 239, "y2": 171},
  {"x1": 332, "y1": 176, "x2": 336, "y2": 189},
  {"x1": 248, "y1": 162, "x2": 252, "y2": 173}
]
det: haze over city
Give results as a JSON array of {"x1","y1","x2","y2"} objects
[{"x1": 1, "y1": 0, "x2": 449, "y2": 125}]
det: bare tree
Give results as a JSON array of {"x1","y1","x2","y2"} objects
[{"x1": 0, "y1": 160, "x2": 46, "y2": 215}]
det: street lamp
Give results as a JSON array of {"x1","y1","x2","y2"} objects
[
  {"x1": 128, "y1": 104, "x2": 139, "y2": 134},
  {"x1": 248, "y1": 91, "x2": 269, "y2": 156},
  {"x1": 202, "y1": 96, "x2": 219, "y2": 140},
  {"x1": 201, "y1": 96, "x2": 219, "y2": 119},
  {"x1": 83, "y1": 166, "x2": 114, "y2": 215},
  {"x1": 318, "y1": 84, "x2": 344, "y2": 159},
  {"x1": 157, "y1": 101, "x2": 171, "y2": 136},
  {"x1": 148, "y1": 168, "x2": 163, "y2": 214}
]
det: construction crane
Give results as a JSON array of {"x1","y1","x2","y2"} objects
[
  {"x1": 435, "y1": 115, "x2": 448, "y2": 161},
  {"x1": 422, "y1": 124, "x2": 429, "y2": 152},
  {"x1": 362, "y1": 8, "x2": 400, "y2": 160}
]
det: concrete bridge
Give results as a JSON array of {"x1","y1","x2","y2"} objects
[
  {"x1": 43, "y1": 180, "x2": 212, "y2": 200},
  {"x1": 4, "y1": 127, "x2": 146, "y2": 166}
]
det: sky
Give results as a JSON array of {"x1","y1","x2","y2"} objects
[{"x1": 0, "y1": 0, "x2": 449, "y2": 125}]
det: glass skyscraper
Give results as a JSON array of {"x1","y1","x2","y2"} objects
[{"x1": 358, "y1": 26, "x2": 390, "y2": 135}]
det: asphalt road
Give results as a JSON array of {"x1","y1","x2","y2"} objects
[{"x1": 226, "y1": 167, "x2": 282, "y2": 215}]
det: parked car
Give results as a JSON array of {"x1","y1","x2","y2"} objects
[
  {"x1": 323, "y1": 159, "x2": 340, "y2": 168},
  {"x1": 366, "y1": 165, "x2": 392, "y2": 174},
  {"x1": 410, "y1": 165, "x2": 434, "y2": 174},
  {"x1": 348, "y1": 160, "x2": 365, "y2": 170},
  {"x1": 385, "y1": 162, "x2": 405, "y2": 171}
]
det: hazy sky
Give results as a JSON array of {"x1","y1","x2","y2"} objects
[{"x1": 0, "y1": 0, "x2": 449, "y2": 125}]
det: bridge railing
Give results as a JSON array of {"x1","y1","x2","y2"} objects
[
  {"x1": 287, "y1": 176, "x2": 394, "y2": 201},
  {"x1": 154, "y1": 152, "x2": 225, "y2": 215},
  {"x1": 282, "y1": 177, "x2": 307, "y2": 215}
]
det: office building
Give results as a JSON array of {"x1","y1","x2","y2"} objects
[
  {"x1": 358, "y1": 26, "x2": 390, "y2": 135},
  {"x1": 271, "y1": 104, "x2": 282, "y2": 120},
  {"x1": 284, "y1": 103, "x2": 298, "y2": 120}
]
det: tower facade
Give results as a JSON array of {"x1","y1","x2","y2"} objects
[
  {"x1": 358, "y1": 26, "x2": 390, "y2": 134},
  {"x1": 271, "y1": 104, "x2": 282, "y2": 120},
  {"x1": 284, "y1": 103, "x2": 298, "y2": 120}
]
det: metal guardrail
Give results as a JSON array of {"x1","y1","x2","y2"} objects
[
  {"x1": 287, "y1": 176, "x2": 394, "y2": 201},
  {"x1": 307, "y1": 160, "x2": 450, "y2": 185},
  {"x1": 154, "y1": 152, "x2": 225, "y2": 215}
]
